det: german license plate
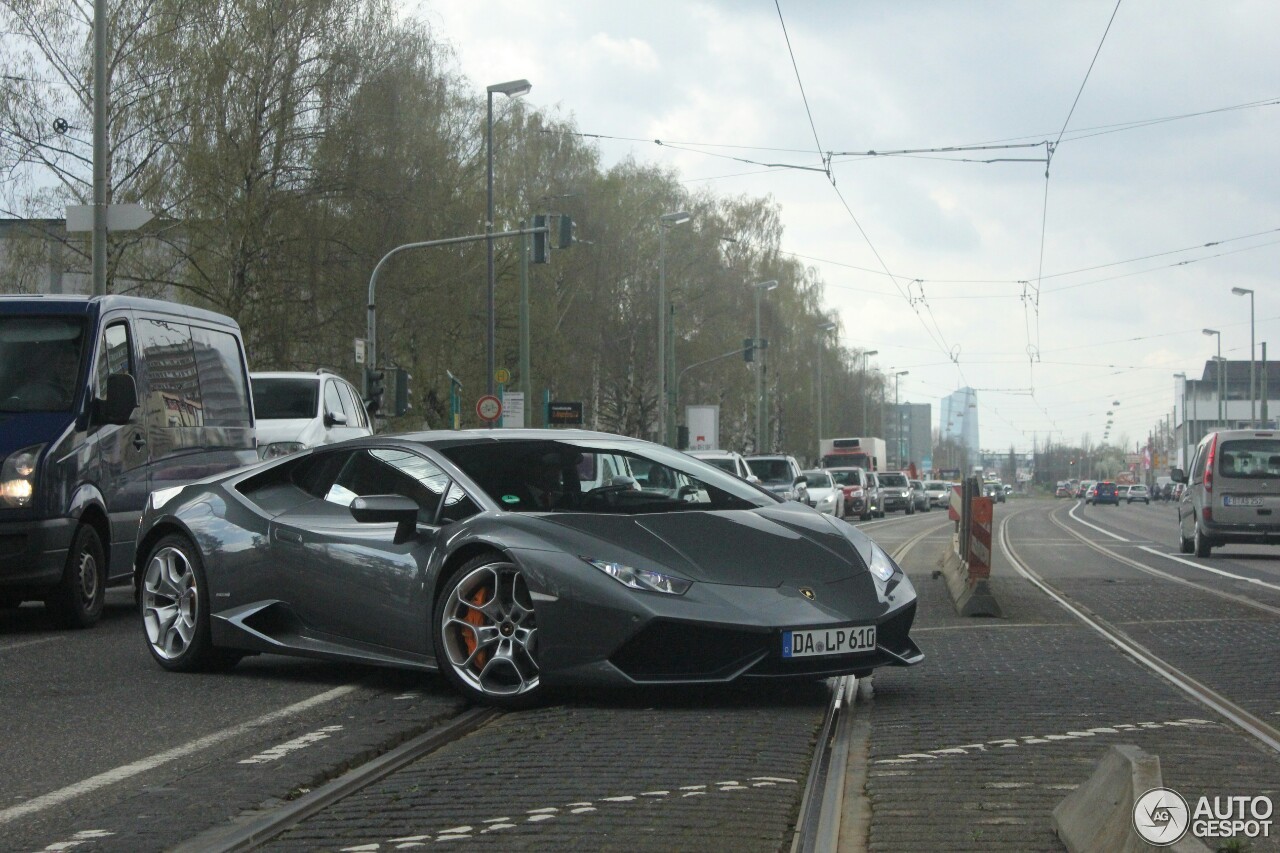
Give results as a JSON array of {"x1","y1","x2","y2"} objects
[
  {"x1": 1224, "y1": 496, "x2": 1264, "y2": 507},
  {"x1": 782, "y1": 625, "x2": 876, "y2": 658}
]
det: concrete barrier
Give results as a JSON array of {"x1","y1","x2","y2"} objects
[
  {"x1": 1052, "y1": 744, "x2": 1210, "y2": 853},
  {"x1": 937, "y1": 536, "x2": 1002, "y2": 617}
]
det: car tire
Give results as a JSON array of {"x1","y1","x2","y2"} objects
[
  {"x1": 45, "y1": 524, "x2": 106, "y2": 629},
  {"x1": 140, "y1": 534, "x2": 240, "y2": 672},
  {"x1": 1178, "y1": 521, "x2": 1194, "y2": 554},
  {"x1": 436, "y1": 554, "x2": 543, "y2": 709},
  {"x1": 1193, "y1": 525, "x2": 1213, "y2": 559}
]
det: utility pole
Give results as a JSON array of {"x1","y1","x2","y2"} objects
[{"x1": 92, "y1": 0, "x2": 107, "y2": 295}]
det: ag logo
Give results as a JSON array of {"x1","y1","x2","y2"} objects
[{"x1": 1133, "y1": 787, "x2": 1190, "y2": 846}]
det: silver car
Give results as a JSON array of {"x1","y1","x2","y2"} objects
[{"x1": 1173, "y1": 429, "x2": 1280, "y2": 557}]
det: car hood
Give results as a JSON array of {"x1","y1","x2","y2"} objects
[
  {"x1": 0, "y1": 412, "x2": 74, "y2": 459},
  {"x1": 536, "y1": 503, "x2": 867, "y2": 588},
  {"x1": 255, "y1": 418, "x2": 317, "y2": 446}
]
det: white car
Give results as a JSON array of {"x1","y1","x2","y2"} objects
[
  {"x1": 686, "y1": 449, "x2": 760, "y2": 483},
  {"x1": 250, "y1": 370, "x2": 373, "y2": 459},
  {"x1": 923, "y1": 480, "x2": 952, "y2": 507},
  {"x1": 802, "y1": 469, "x2": 841, "y2": 517}
]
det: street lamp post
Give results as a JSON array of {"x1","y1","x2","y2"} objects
[
  {"x1": 486, "y1": 79, "x2": 532, "y2": 403},
  {"x1": 1204, "y1": 328, "x2": 1222, "y2": 427},
  {"x1": 752, "y1": 280, "x2": 779, "y2": 451},
  {"x1": 1174, "y1": 372, "x2": 1187, "y2": 468},
  {"x1": 893, "y1": 370, "x2": 909, "y2": 467},
  {"x1": 861, "y1": 349, "x2": 878, "y2": 435},
  {"x1": 1232, "y1": 287, "x2": 1255, "y2": 426},
  {"x1": 816, "y1": 321, "x2": 837, "y2": 445},
  {"x1": 658, "y1": 211, "x2": 692, "y2": 445}
]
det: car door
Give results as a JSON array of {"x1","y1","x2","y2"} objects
[{"x1": 268, "y1": 447, "x2": 451, "y2": 653}]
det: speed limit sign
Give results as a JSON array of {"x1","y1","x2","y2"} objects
[{"x1": 476, "y1": 394, "x2": 502, "y2": 422}]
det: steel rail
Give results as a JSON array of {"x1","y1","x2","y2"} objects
[
  {"x1": 1001, "y1": 509, "x2": 1280, "y2": 756},
  {"x1": 172, "y1": 706, "x2": 500, "y2": 852},
  {"x1": 792, "y1": 518, "x2": 951, "y2": 851}
]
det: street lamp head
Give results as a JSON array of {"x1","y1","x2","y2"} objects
[
  {"x1": 1231, "y1": 287, "x2": 1253, "y2": 296},
  {"x1": 895, "y1": 370, "x2": 910, "y2": 377},
  {"x1": 487, "y1": 79, "x2": 532, "y2": 97},
  {"x1": 753, "y1": 279, "x2": 779, "y2": 292},
  {"x1": 865, "y1": 349, "x2": 878, "y2": 357},
  {"x1": 1203, "y1": 328, "x2": 1218, "y2": 337},
  {"x1": 818, "y1": 321, "x2": 837, "y2": 332},
  {"x1": 660, "y1": 210, "x2": 692, "y2": 226}
]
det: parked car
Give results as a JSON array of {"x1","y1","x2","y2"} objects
[
  {"x1": 1174, "y1": 429, "x2": 1280, "y2": 558},
  {"x1": 134, "y1": 429, "x2": 923, "y2": 707},
  {"x1": 0, "y1": 295, "x2": 257, "y2": 627},
  {"x1": 909, "y1": 479, "x2": 930, "y2": 512},
  {"x1": 686, "y1": 449, "x2": 759, "y2": 483},
  {"x1": 827, "y1": 467, "x2": 872, "y2": 520},
  {"x1": 865, "y1": 471, "x2": 884, "y2": 518},
  {"x1": 923, "y1": 480, "x2": 952, "y2": 508},
  {"x1": 802, "y1": 469, "x2": 841, "y2": 517},
  {"x1": 745, "y1": 454, "x2": 809, "y2": 504},
  {"x1": 877, "y1": 471, "x2": 914, "y2": 514},
  {"x1": 251, "y1": 370, "x2": 373, "y2": 460},
  {"x1": 1126, "y1": 484, "x2": 1150, "y2": 504},
  {"x1": 1092, "y1": 481, "x2": 1120, "y2": 505}
]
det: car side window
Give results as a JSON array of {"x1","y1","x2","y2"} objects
[
  {"x1": 323, "y1": 381, "x2": 344, "y2": 421},
  {"x1": 439, "y1": 481, "x2": 481, "y2": 524},
  {"x1": 335, "y1": 381, "x2": 365, "y2": 429},
  {"x1": 318, "y1": 448, "x2": 446, "y2": 525},
  {"x1": 1190, "y1": 445, "x2": 1207, "y2": 485},
  {"x1": 95, "y1": 321, "x2": 133, "y2": 394}
]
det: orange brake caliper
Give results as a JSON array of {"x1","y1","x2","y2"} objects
[{"x1": 463, "y1": 586, "x2": 490, "y2": 668}]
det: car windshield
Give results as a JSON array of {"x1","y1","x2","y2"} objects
[
  {"x1": 747, "y1": 458, "x2": 794, "y2": 485},
  {"x1": 252, "y1": 377, "x2": 319, "y2": 420},
  {"x1": 0, "y1": 316, "x2": 86, "y2": 413},
  {"x1": 878, "y1": 473, "x2": 907, "y2": 488},
  {"x1": 802, "y1": 471, "x2": 832, "y2": 489},
  {"x1": 698, "y1": 456, "x2": 736, "y2": 474},
  {"x1": 1217, "y1": 439, "x2": 1280, "y2": 479},
  {"x1": 441, "y1": 438, "x2": 775, "y2": 514}
]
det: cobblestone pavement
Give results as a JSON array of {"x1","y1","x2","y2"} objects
[
  {"x1": 265, "y1": 685, "x2": 830, "y2": 852},
  {"x1": 857, "y1": 502, "x2": 1279, "y2": 852}
]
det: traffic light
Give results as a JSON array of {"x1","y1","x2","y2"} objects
[
  {"x1": 532, "y1": 214, "x2": 549, "y2": 263},
  {"x1": 391, "y1": 367, "x2": 411, "y2": 417},
  {"x1": 743, "y1": 338, "x2": 755, "y2": 362},
  {"x1": 365, "y1": 367, "x2": 385, "y2": 414},
  {"x1": 557, "y1": 214, "x2": 573, "y2": 248}
]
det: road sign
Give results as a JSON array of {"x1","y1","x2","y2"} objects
[
  {"x1": 354, "y1": 338, "x2": 366, "y2": 365},
  {"x1": 65, "y1": 203, "x2": 154, "y2": 232},
  {"x1": 476, "y1": 394, "x2": 502, "y2": 422},
  {"x1": 547, "y1": 401, "x2": 583, "y2": 425},
  {"x1": 494, "y1": 368, "x2": 511, "y2": 385},
  {"x1": 502, "y1": 392, "x2": 524, "y2": 428}
]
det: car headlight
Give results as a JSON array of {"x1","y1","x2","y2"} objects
[
  {"x1": 260, "y1": 441, "x2": 306, "y2": 460},
  {"x1": 867, "y1": 545, "x2": 900, "y2": 583},
  {"x1": 0, "y1": 444, "x2": 44, "y2": 509},
  {"x1": 584, "y1": 558, "x2": 692, "y2": 595}
]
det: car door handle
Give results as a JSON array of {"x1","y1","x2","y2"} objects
[
  {"x1": 275, "y1": 529, "x2": 302, "y2": 545},
  {"x1": 132, "y1": 432, "x2": 146, "y2": 451}
]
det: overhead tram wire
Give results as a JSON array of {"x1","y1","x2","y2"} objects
[{"x1": 1031, "y1": 0, "x2": 1124, "y2": 395}]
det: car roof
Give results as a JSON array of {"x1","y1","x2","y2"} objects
[{"x1": 0, "y1": 293, "x2": 240, "y2": 327}]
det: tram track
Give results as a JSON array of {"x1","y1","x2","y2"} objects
[{"x1": 999, "y1": 507, "x2": 1280, "y2": 756}]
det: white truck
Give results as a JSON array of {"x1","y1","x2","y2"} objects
[{"x1": 819, "y1": 437, "x2": 886, "y2": 471}]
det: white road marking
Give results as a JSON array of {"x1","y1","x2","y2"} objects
[
  {"x1": 39, "y1": 829, "x2": 114, "y2": 850},
  {"x1": 0, "y1": 685, "x2": 356, "y2": 826},
  {"x1": 1139, "y1": 546, "x2": 1280, "y2": 592},
  {"x1": 345, "y1": 775, "x2": 799, "y2": 849},
  {"x1": 1067, "y1": 503, "x2": 1129, "y2": 541},
  {"x1": 873, "y1": 718, "x2": 1215, "y2": 764},
  {"x1": 0, "y1": 636, "x2": 64, "y2": 653},
  {"x1": 239, "y1": 725, "x2": 343, "y2": 764}
]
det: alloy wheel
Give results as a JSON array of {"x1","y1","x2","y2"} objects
[
  {"x1": 142, "y1": 546, "x2": 199, "y2": 660},
  {"x1": 440, "y1": 561, "x2": 539, "y2": 699}
]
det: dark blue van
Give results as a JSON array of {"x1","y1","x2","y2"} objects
[{"x1": 0, "y1": 295, "x2": 256, "y2": 627}]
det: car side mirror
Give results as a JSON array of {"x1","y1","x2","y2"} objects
[
  {"x1": 98, "y1": 373, "x2": 138, "y2": 425},
  {"x1": 324, "y1": 410, "x2": 348, "y2": 428},
  {"x1": 1170, "y1": 468, "x2": 1187, "y2": 484},
  {"x1": 350, "y1": 494, "x2": 419, "y2": 543},
  {"x1": 794, "y1": 475, "x2": 806, "y2": 486}
]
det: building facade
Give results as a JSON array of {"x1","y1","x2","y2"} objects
[
  {"x1": 1174, "y1": 359, "x2": 1276, "y2": 468},
  {"x1": 940, "y1": 387, "x2": 979, "y2": 473}
]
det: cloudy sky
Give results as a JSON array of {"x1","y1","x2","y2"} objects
[{"x1": 408, "y1": 0, "x2": 1278, "y2": 454}]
